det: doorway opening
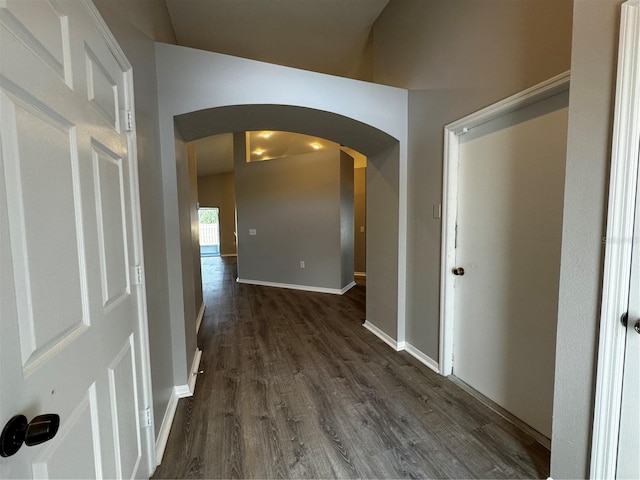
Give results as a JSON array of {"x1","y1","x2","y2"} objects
[{"x1": 199, "y1": 207, "x2": 220, "y2": 257}]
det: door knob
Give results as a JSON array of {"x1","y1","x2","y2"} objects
[
  {"x1": 452, "y1": 267, "x2": 465, "y2": 276},
  {"x1": 0, "y1": 414, "x2": 60, "y2": 457},
  {"x1": 635, "y1": 320, "x2": 640, "y2": 335}
]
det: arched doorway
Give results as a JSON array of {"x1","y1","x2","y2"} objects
[{"x1": 154, "y1": 43, "x2": 408, "y2": 387}]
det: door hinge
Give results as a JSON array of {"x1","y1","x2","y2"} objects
[
  {"x1": 133, "y1": 265, "x2": 143, "y2": 285},
  {"x1": 126, "y1": 110, "x2": 133, "y2": 132},
  {"x1": 143, "y1": 407, "x2": 152, "y2": 427}
]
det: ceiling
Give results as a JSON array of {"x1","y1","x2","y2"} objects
[
  {"x1": 164, "y1": 0, "x2": 390, "y2": 79},
  {"x1": 194, "y1": 131, "x2": 367, "y2": 178},
  {"x1": 166, "y1": 0, "x2": 387, "y2": 177}
]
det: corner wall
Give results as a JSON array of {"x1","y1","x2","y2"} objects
[
  {"x1": 172, "y1": 130, "x2": 197, "y2": 383},
  {"x1": 551, "y1": 1, "x2": 624, "y2": 477},
  {"x1": 234, "y1": 134, "x2": 353, "y2": 292}
]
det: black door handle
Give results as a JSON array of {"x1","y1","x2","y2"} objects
[{"x1": 1, "y1": 414, "x2": 60, "y2": 457}]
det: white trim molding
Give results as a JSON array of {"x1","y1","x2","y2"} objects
[
  {"x1": 155, "y1": 386, "x2": 182, "y2": 464},
  {"x1": 363, "y1": 321, "x2": 403, "y2": 351},
  {"x1": 591, "y1": 1, "x2": 640, "y2": 478},
  {"x1": 362, "y1": 325, "x2": 440, "y2": 375},
  {"x1": 237, "y1": 278, "x2": 355, "y2": 295},
  {"x1": 187, "y1": 348, "x2": 203, "y2": 395},
  {"x1": 404, "y1": 343, "x2": 440, "y2": 374},
  {"x1": 439, "y1": 71, "x2": 570, "y2": 376},
  {"x1": 196, "y1": 303, "x2": 205, "y2": 334},
  {"x1": 156, "y1": 348, "x2": 203, "y2": 465}
]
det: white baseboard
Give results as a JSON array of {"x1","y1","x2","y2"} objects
[
  {"x1": 187, "y1": 348, "x2": 203, "y2": 394},
  {"x1": 362, "y1": 324, "x2": 440, "y2": 375},
  {"x1": 155, "y1": 348, "x2": 202, "y2": 465},
  {"x1": 155, "y1": 386, "x2": 182, "y2": 464},
  {"x1": 341, "y1": 281, "x2": 356, "y2": 294},
  {"x1": 237, "y1": 278, "x2": 354, "y2": 295},
  {"x1": 354, "y1": 272, "x2": 367, "y2": 277},
  {"x1": 363, "y1": 321, "x2": 402, "y2": 351},
  {"x1": 196, "y1": 303, "x2": 205, "y2": 334},
  {"x1": 221, "y1": 253, "x2": 237, "y2": 257},
  {"x1": 404, "y1": 342, "x2": 440, "y2": 374}
]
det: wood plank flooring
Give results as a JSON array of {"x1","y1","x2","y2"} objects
[{"x1": 152, "y1": 257, "x2": 550, "y2": 479}]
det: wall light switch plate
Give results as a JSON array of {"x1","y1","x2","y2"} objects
[
  {"x1": 300, "y1": 261, "x2": 305, "y2": 268},
  {"x1": 249, "y1": 229, "x2": 257, "y2": 236}
]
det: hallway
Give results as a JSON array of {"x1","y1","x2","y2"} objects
[{"x1": 152, "y1": 257, "x2": 549, "y2": 479}]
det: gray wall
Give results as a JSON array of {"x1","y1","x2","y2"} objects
[
  {"x1": 92, "y1": 1, "x2": 625, "y2": 476},
  {"x1": 197, "y1": 172, "x2": 237, "y2": 256},
  {"x1": 340, "y1": 151, "x2": 355, "y2": 287},
  {"x1": 366, "y1": 144, "x2": 400, "y2": 338},
  {"x1": 173, "y1": 130, "x2": 199, "y2": 381},
  {"x1": 372, "y1": 0, "x2": 573, "y2": 369},
  {"x1": 154, "y1": 45, "x2": 407, "y2": 356},
  {"x1": 354, "y1": 167, "x2": 366, "y2": 274},
  {"x1": 188, "y1": 144, "x2": 203, "y2": 321},
  {"x1": 551, "y1": 1, "x2": 625, "y2": 477},
  {"x1": 92, "y1": 0, "x2": 177, "y2": 437},
  {"x1": 234, "y1": 133, "x2": 353, "y2": 291},
  {"x1": 371, "y1": 0, "x2": 625, "y2": 477}
]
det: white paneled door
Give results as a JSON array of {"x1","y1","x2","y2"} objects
[{"x1": 0, "y1": 1, "x2": 152, "y2": 478}]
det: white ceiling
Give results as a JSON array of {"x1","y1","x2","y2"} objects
[{"x1": 168, "y1": 0, "x2": 386, "y2": 177}]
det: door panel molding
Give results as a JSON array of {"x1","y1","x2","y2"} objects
[
  {"x1": 439, "y1": 71, "x2": 570, "y2": 376},
  {"x1": 591, "y1": 1, "x2": 640, "y2": 478}
]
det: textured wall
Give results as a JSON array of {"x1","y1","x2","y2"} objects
[{"x1": 551, "y1": 1, "x2": 624, "y2": 477}]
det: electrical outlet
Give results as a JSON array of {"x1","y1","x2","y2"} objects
[{"x1": 300, "y1": 261, "x2": 305, "y2": 268}]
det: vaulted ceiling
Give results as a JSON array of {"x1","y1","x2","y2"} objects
[
  {"x1": 164, "y1": 0, "x2": 389, "y2": 176},
  {"x1": 164, "y1": 0, "x2": 390, "y2": 80}
]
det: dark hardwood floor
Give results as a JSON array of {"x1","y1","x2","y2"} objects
[{"x1": 152, "y1": 256, "x2": 549, "y2": 479}]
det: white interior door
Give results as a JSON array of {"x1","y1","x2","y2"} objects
[
  {"x1": 617, "y1": 177, "x2": 640, "y2": 479},
  {"x1": 0, "y1": 1, "x2": 151, "y2": 478},
  {"x1": 453, "y1": 91, "x2": 569, "y2": 438}
]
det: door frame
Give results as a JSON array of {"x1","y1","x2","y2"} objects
[
  {"x1": 590, "y1": 1, "x2": 640, "y2": 477},
  {"x1": 85, "y1": 1, "x2": 156, "y2": 474},
  {"x1": 439, "y1": 71, "x2": 571, "y2": 375}
]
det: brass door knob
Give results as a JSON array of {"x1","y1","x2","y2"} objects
[{"x1": 452, "y1": 267, "x2": 465, "y2": 276}]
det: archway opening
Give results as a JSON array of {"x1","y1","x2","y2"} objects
[{"x1": 174, "y1": 104, "x2": 401, "y2": 342}]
